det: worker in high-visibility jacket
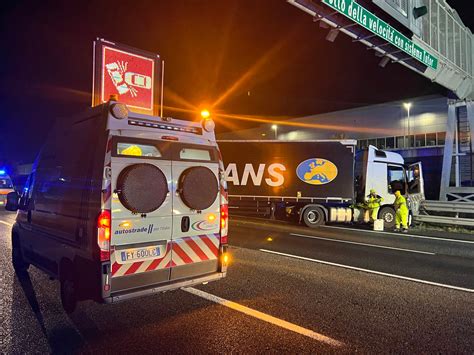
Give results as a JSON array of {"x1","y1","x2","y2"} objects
[
  {"x1": 394, "y1": 190, "x2": 409, "y2": 232},
  {"x1": 366, "y1": 189, "x2": 383, "y2": 223}
]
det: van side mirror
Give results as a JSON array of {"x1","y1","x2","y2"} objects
[{"x1": 5, "y1": 191, "x2": 19, "y2": 211}]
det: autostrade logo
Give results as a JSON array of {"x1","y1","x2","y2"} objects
[
  {"x1": 296, "y1": 158, "x2": 338, "y2": 185},
  {"x1": 115, "y1": 224, "x2": 154, "y2": 235}
]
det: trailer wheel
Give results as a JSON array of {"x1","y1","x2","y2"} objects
[
  {"x1": 303, "y1": 207, "x2": 325, "y2": 227},
  {"x1": 379, "y1": 206, "x2": 396, "y2": 229}
]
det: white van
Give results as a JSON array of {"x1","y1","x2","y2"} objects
[{"x1": 6, "y1": 100, "x2": 229, "y2": 312}]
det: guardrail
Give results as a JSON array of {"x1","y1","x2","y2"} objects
[{"x1": 414, "y1": 200, "x2": 474, "y2": 226}]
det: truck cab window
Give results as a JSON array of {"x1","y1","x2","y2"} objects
[{"x1": 387, "y1": 165, "x2": 405, "y2": 195}]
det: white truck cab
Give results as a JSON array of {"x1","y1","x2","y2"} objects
[{"x1": 355, "y1": 145, "x2": 424, "y2": 227}]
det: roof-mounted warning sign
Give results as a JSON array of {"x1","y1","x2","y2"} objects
[{"x1": 92, "y1": 38, "x2": 161, "y2": 115}]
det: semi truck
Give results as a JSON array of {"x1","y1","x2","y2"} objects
[{"x1": 218, "y1": 140, "x2": 424, "y2": 228}]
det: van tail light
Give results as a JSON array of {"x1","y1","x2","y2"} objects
[
  {"x1": 97, "y1": 210, "x2": 111, "y2": 262},
  {"x1": 220, "y1": 204, "x2": 228, "y2": 245}
]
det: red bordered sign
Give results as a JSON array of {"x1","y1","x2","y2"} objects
[{"x1": 92, "y1": 38, "x2": 161, "y2": 115}]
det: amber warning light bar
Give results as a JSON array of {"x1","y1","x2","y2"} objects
[{"x1": 128, "y1": 119, "x2": 203, "y2": 135}]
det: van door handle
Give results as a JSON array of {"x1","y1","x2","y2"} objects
[{"x1": 181, "y1": 216, "x2": 190, "y2": 233}]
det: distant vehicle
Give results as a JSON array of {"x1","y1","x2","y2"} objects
[
  {"x1": 0, "y1": 171, "x2": 14, "y2": 207},
  {"x1": 6, "y1": 100, "x2": 229, "y2": 313},
  {"x1": 218, "y1": 140, "x2": 424, "y2": 228}
]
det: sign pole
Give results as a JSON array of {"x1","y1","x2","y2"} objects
[{"x1": 161, "y1": 60, "x2": 165, "y2": 118}]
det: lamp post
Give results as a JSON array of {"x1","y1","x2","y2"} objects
[
  {"x1": 403, "y1": 102, "x2": 412, "y2": 146},
  {"x1": 271, "y1": 124, "x2": 278, "y2": 140}
]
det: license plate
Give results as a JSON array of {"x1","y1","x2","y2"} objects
[{"x1": 120, "y1": 246, "x2": 161, "y2": 263}]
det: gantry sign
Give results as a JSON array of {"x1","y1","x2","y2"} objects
[
  {"x1": 322, "y1": 0, "x2": 438, "y2": 69},
  {"x1": 288, "y1": 0, "x2": 473, "y2": 100}
]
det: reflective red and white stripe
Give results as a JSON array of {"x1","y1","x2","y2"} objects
[
  {"x1": 111, "y1": 243, "x2": 172, "y2": 277},
  {"x1": 110, "y1": 234, "x2": 220, "y2": 277},
  {"x1": 172, "y1": 234, "x2": 220, "y2": 266}
]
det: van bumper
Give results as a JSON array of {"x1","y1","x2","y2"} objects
[{"x1": 103, "y1": 272, "x2": 226, "y2": 304}]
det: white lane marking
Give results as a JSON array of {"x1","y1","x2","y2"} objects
[
  {"x1": 290, "y1": 233, "x2": 436, "y2": 255},
  {"x1": 183, "y1": 287, "x2": 344, "y2": 347},
  {"x1": 0, "y1": 220, "x2": 13, "y2": 227},
  {"x1": 259, "y1": 249, "x2": 474, "y2": 294},
  {"x1": 320, "y1": 225, "x2": 474, "y2": 244}
]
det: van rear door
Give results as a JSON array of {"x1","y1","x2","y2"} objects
[
  {"x1": 170, "y1": 144, "x2": 221, "y2": 280},
  {"x1": 109, "y1": 139, "x2": 173, "y2": 289}
]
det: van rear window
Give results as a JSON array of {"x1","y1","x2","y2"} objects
[
  {"x1": 117, "y1": 143, "x2": 162, "y2": 158},
  {"x1": 180, "y1": 148, "x2": 211, "y2": 161}
]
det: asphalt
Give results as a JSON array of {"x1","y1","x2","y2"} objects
[{"x1": 1, "y1": 211, "x2": 473, "y2": 353}]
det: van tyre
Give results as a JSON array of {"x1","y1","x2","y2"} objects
[
  {"x1": 302, "y1": 207, "x2": 325, "y2": 227},
  {"x1": 379, "y1": 206, "x2": 396, "y2": 229},
  {"x1": 60, "y1": 277, "x2": 77, "y2": 314},
  {"x1": 11, "y1": 235, "x2": 29, "y2": 275}
]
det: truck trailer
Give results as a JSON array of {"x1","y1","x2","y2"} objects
[{"x1": 218, "y1": 140, "x2": 424, "y2": 228}]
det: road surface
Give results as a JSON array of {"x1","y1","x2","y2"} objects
[{"x1": 1, "y1": 210, "x2": 473, "y2": 353}]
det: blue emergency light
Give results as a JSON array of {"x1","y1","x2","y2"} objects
[{"x1": 0, "y1": 169, "x2": 6, "y2": 175}]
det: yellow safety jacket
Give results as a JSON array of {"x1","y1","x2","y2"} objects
[
  {"x1": 367, "y1": 195, "x2": 383, "y2": 209},
  {"x1": 394, "y1": 195, "x2": 408, "y2": 212}
]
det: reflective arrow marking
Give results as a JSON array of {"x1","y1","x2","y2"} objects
[
  {"x1": 260, "y1": 249, "x2": 474, "y2": 293},
  {"x1": 183, "y1": 287, "x2": 344, "y2": 347}
]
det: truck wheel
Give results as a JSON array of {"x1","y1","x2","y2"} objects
[
  {"x1": 379, "y1": 207, "x2": 396, "y2": 229},
  {"x1": 303, "y1": 207, "x2": 325, "y2": 227},
  {"x1": 12, "y1": 234, "x2": 29, "y2": 275},
  {"x1": 60, "y1": 269, "x2": 77, "y2": 314}
]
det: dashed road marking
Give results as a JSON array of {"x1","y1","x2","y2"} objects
[
  {"x1": 183, "y1": 287, "x2": 344, "y2": 347},
  {"x1": 259, "y1": 249, "x2": 474, "y2": 293},
  {"x1": 290, "y1": 233, "x2": 436, "y2": 255}
]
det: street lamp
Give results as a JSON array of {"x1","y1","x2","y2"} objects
[
  {"x1": 271, "y1": 124, "x2": 278, "y2": 139},
  {"x1": 403, "y1": 103, "x2": 412, "y2": 146}
]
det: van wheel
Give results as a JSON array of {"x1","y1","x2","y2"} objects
[
  {"x1": 379, "y1": 206, "x2": 396, "y2": 229},
  {"x1": 303, "y1": 207, "x2": 325, "y2": 227},
  {"x1": 60, "y1": 277, "x2": 77, "y2": 314},
  {"x1": 12, "y1": 235, "x2": 29, "y2": 275}
]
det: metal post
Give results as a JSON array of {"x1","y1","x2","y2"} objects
[
  {"x1": 467, "y1": 101, "x2": 474, "y2": 186},
  {"x1": 160, "y1": 60, "x2": 165, "y2": 118},
  {"x1": 407, "y1": 105, "x2": 411, "y2": 136},
  {"x1": 440, "y1": 102, "x2": 457, "y2": 200},
  {"x1": 455, "y1": 116, "x2": 460, "y2": 187}
]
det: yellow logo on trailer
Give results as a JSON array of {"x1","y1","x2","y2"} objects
[{"x1": 296, "y1": 158, "x2": 338, "y2": 185}]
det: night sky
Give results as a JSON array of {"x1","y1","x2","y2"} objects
[{"x1": 0, "y1": 0, "x2": 471, "y2": 164}]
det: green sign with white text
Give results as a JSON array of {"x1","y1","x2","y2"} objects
[{"x1": 322, "y1": 0, "x2": 438, "y2": 70}]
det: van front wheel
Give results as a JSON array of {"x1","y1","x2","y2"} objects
[{"x1": 60, "y1": 277, "x2": 77, "y2": 314}]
